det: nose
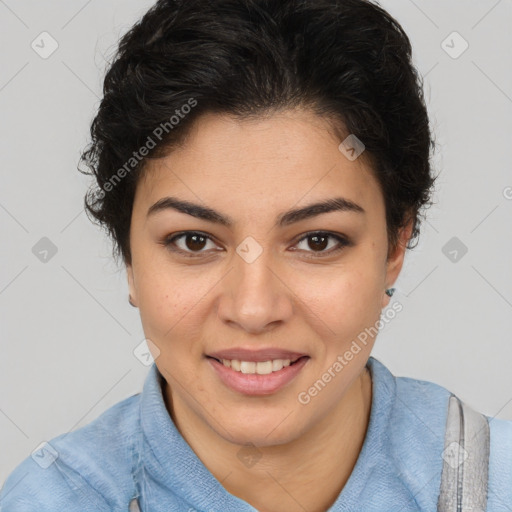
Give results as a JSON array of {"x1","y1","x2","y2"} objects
[{"x1": 217, "y1": 248, "x2": 293, "y2": 334}]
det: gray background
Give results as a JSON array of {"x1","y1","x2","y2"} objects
[{"x1": 1, "y1": 0, "x2": 511, "y2": 485}]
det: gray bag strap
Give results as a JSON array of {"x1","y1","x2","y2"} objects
[
  {"x1": 129, "y1": 497, "x2": 141, "y2": 511},
  {"x1": 437, "y1": 394, "x2": 490, "y2": 512}
]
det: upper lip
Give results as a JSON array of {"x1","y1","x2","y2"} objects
[{"x1": 207, "y1": 348, "x2": 308, "y2": 363}]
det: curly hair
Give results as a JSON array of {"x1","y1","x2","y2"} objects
[{"x1": 80, "y1": 0, "x2": 439, "y2": 265}]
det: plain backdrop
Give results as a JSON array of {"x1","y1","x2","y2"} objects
[{"x1": 1, "y1": 0, "x2": 511, "y2": 485}]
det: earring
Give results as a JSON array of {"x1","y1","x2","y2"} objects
[
  {"x1": 385, "y1": 288, "x2": 396, "y2": 298},
  {"x1": 129, "y1": 295, "x2": 137, "y2": 307}
]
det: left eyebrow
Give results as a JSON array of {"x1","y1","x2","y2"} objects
[{"x1": 147, "y1": 195, "x2": 366, "y2": 228}]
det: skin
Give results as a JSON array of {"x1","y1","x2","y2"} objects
[{"x1": 126, "y1": 108, "x2": 412, "y2": 512}]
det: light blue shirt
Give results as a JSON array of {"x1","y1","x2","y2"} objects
[{"x1": 1, "y1": 356, "x2": 511, "y2": 511}]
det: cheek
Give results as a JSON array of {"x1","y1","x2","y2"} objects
[
  {"x1": 294, "y1": 263, "x2": 383, "y2": 333},
  {"x1": 137, "y1": 272, "x2": 193, "y2": 338},
  {"x1": 136, "y1": 267, "x2": 218, "y2": 363}
]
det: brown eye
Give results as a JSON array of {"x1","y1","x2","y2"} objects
[
  {"x1": 306, "y1": 234, "x2": 329, "y2": 251},
  {"x1": 294, "y1": 232, "x2": 351, "y2": 257},
  {"x1": 163, "y1": 231, "x2": 218, "y2": 256},
  {"x1": 182, "y1": 233, "x2": 208, "y2": 251}
]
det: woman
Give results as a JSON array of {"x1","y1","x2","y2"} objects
[{"x1": 1, "y1": 0, "x2": 511, "y2": 510}]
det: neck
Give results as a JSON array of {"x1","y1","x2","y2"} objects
[{"x1": 165, "y1": 366, "x2": 372, "y2": 512}]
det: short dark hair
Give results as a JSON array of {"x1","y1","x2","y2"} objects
[{"x1": 80, "y1": 0, "x2": 438, "y2": 265}]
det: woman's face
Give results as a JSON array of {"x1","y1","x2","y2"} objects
[{"x1": 127, "y1": 109, "x2": 408, "y2": 446}]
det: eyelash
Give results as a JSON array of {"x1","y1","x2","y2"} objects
[{"x1": 161, "y1": 231, "x2": 352, "y2": 259}]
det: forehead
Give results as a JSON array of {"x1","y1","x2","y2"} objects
[{"x1": 135, "y1": 109, "x2": 383, "y2": 217}]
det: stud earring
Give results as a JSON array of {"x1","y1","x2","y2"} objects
[{"x1": 385, "y1": 288, "x2": 396, "y2": 297}]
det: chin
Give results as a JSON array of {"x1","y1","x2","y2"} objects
[
  {"x1": 222, "y1": 429, "x2": 298, "y2": 449},
  {"x1": 212, "y1": 411, "x2": 306, "y2": 448}
]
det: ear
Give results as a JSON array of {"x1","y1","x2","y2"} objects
[
  {"x1": 382, "y1": 218, "x2": 414, "y2": 309},
  {"x1": 126, "y1": 263, "x2": 138, "y2": 307}
]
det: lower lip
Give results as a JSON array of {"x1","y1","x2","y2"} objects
[{"x1": 207, "y1": 356, "x2": 310, "y2": 396}]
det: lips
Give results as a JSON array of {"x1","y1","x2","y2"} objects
[
  {"x1": 207, "y1": 353, "x2": 310, "y2": 395},
  {"x1": 207, "y1": 348, "x2": 308, "y2": 363}
]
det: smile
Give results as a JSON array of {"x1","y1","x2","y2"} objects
[{"x1": 207, "y1": 355, "x2": 310, "y2": 395}]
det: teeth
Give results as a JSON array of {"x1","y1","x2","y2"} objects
[
  {"x1": 221, "y1": 358, "x2": 296, "y2": 374},
  {"x1": 240, "y1": 361, "x2": 256, "y2": 374},
  {"x1": 254, "y1": 361, "x2": 273, "y2": 375}
]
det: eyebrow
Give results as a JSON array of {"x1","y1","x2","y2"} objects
[{"x1": 147, "y1": 195, "x2": 365, "y2": 228}]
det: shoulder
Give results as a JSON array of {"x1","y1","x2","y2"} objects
[
  {"x1": 365, "y1": 357, "x2": 454, "y2": 507},
  {"x1": 368, "y1": 357, "x2": 454, "y2": 447},
  {"x1": 487, "y1": 415, "x2": 512, "y2": 507},
  {"x1": 369, "y1": 358, "x2": 512, "y2": 506},
  {"x1": 388, "y1": 370, "x2": 453, "y2": 506},
  {"x1": 0, "y1": 393, "x2": 141, "y2": 512}
]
